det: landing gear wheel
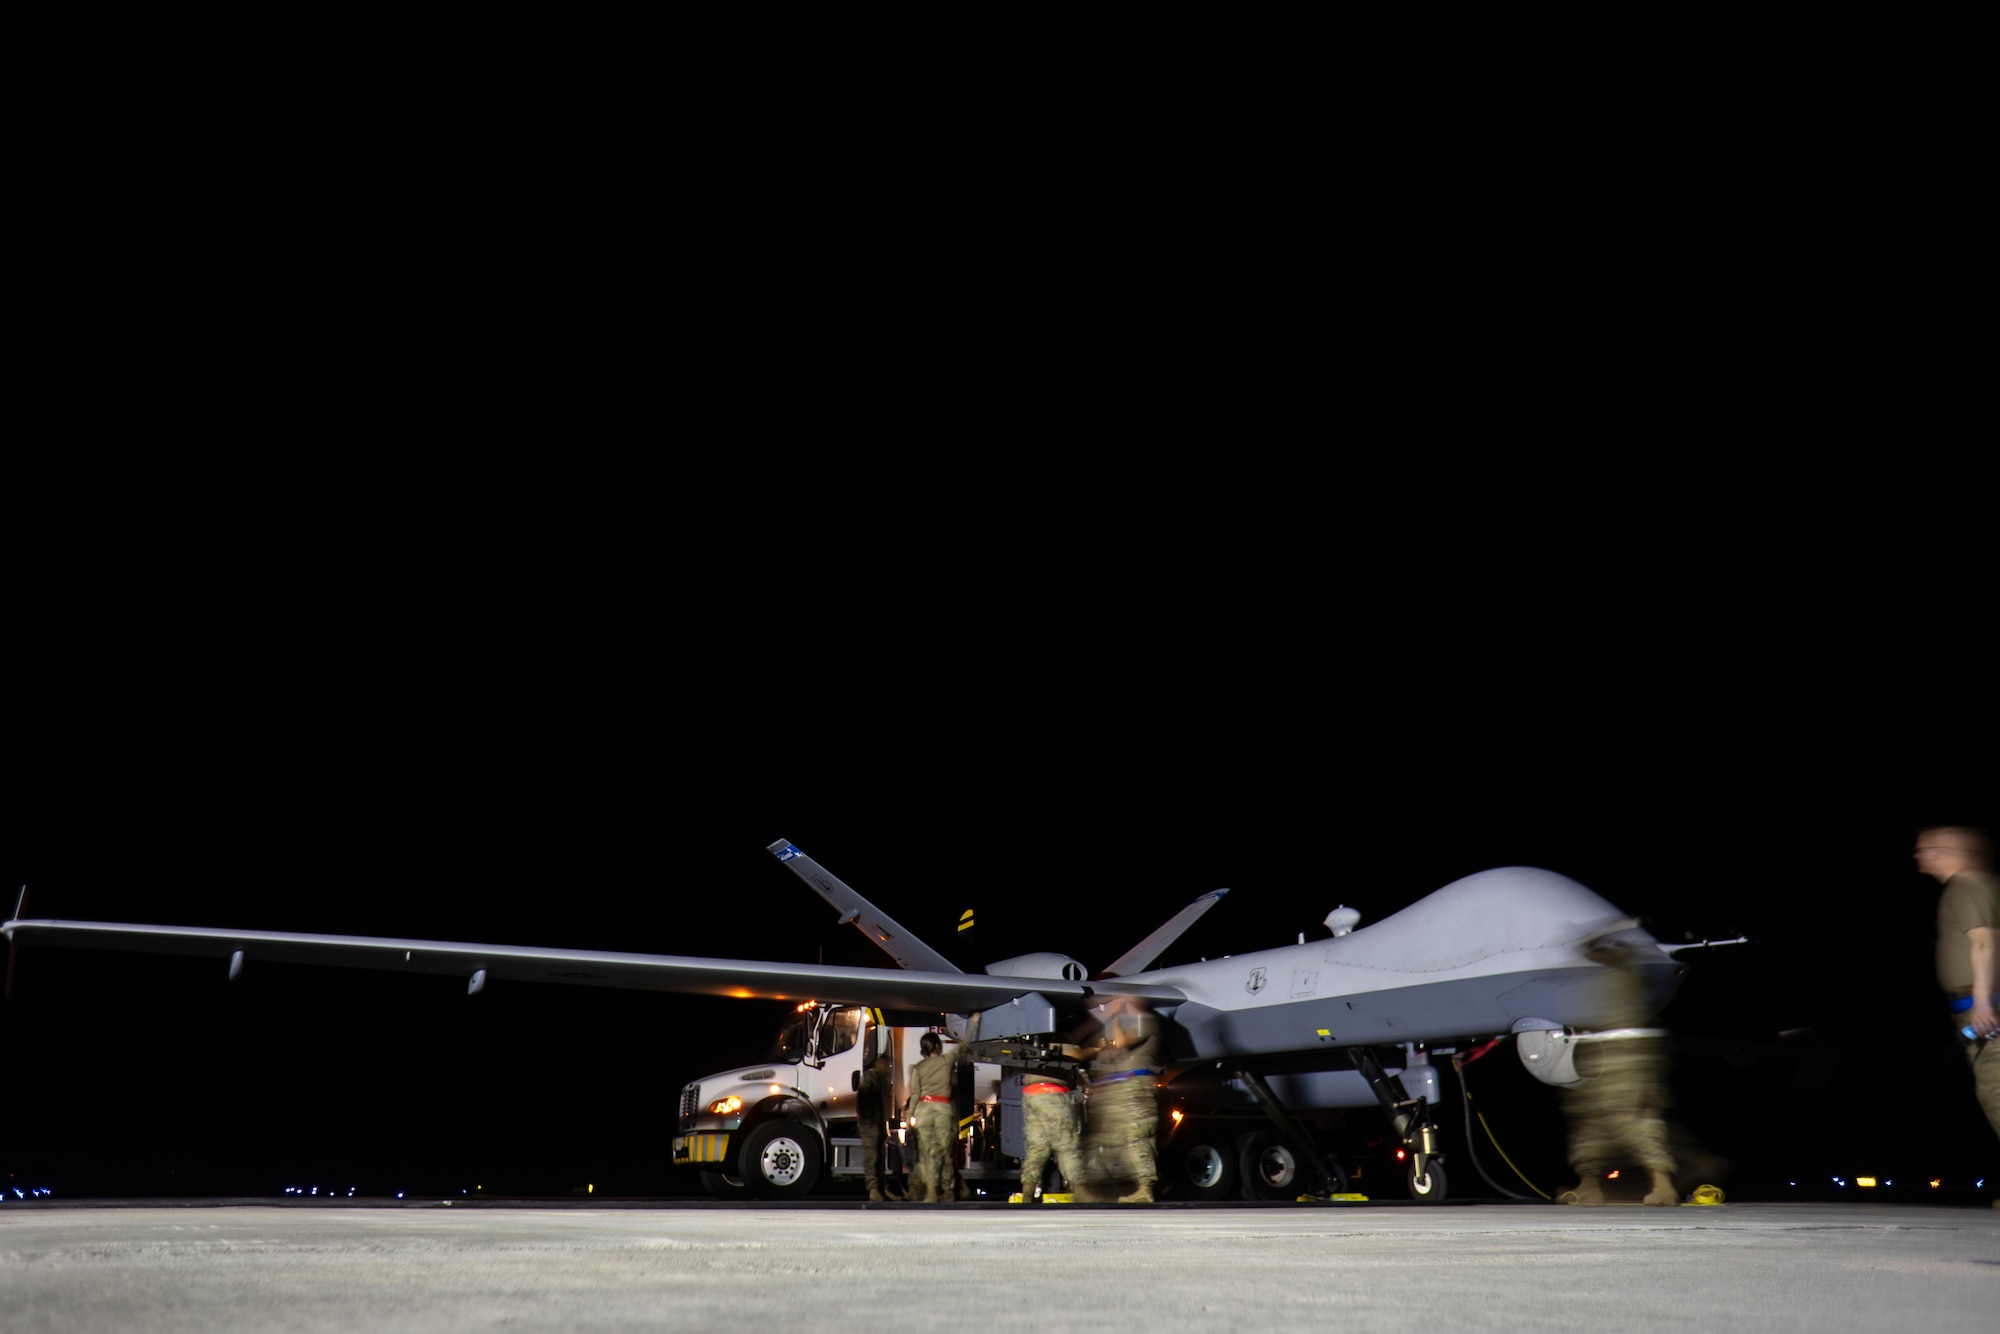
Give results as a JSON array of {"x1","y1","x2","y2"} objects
[
  {"x1": 1174, "y1": 1139, "x2": 1239, "y2": 1201},
  {"x1": 1238, "y1": 1130, "x2": 1304, "y2": 1200},
  {"x1": 740, "y1": 1119, "x2": 822, "y2": 1199},
  {"x1": 1407, "y1": 1157, "x2": 1448, "y2": 1203}
]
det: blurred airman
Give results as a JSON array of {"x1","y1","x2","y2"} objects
[
  {"x1": 1916, "y1": 826, "x2": 2000, "y2": 1176},
  {"x1": 1080, "y1": 995, "x2": 1163, "y2": 1203},
  {"x1": 1557, "y1": 921, "x2": 1678, "y2": 1207}
]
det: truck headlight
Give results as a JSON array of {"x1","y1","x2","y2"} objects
[{"x1": 706, "y1": 1095, "x2": 744, "y2": 1116}]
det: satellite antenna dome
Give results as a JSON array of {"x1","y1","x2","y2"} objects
[{"x1": 1325, "y1": 906, "x2": 1361, "y2": 937}]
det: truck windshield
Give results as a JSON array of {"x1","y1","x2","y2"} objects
[
  {"x1": 767, "y1": 1015, "x2": 814, "y2": 1063},
  {"x1": 765, "y1": 1008, "x2": 862, "y2": 1063}
]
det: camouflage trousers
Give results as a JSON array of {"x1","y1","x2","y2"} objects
[
  {"x1": 859, "y1": 1120, "x2": 890, "y2": 1195},
  {"x1": 1968, "y1": 1034, "x2": 2000, "y2": 1143},
  {"x1": 1085, "y1": 1075, "x2": 1157, "y2": 1189},
  {"x1": 1561, "y1": 1042, "x2": 1674, "y2": 1176},
  {"x1": 911, "y1": 1101, "x2": 956, "y2": 1201},
  {"x1": 1018, "y1": 1090, "x2": 1086, "y2": 1194}
]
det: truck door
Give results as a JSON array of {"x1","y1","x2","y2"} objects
[{"x1": 810, "y1": 1005, "x2": 866, "y2": 1122}]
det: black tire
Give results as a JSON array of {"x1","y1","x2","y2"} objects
[
  {"x1": 699, "y1": 1170, "x2": 750, "y2": 1201},
  {"x1": 740, "y1": 1119, "x2": 823, "y2": 1200},
  {"x1": 1408, "y1": 1156, "x2": 1448, "y2": 1203},
  {"x1": 1173, "y1": 1138, "x2": 1238, "y2": 1201},
  {"x1": 1238, "y1": 1129, "x2": 1305, "y2": 1200}
]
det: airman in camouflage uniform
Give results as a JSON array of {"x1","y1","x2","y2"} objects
[
  {"x1": 1558, "y1": 922, "x2": 1677, "y2": 1207},
  {"x1": 906, "y1": 1031, "x2": 957, "y2": 1203},
  {"x1": 857, "y1": 1049, "x2": 899, "y2": 1202},
  {"x1": 1082, "y1": 996, "x2": 1162, "y2": 1203},
  {"x1": 1016, "y1": 1066, "x2": 1086, "y2": 1201}
]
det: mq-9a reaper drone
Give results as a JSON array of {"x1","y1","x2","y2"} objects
[{"x1": 3, "y1": 839, "x2": 1727, "y2": 1202}]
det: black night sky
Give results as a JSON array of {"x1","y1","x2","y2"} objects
[{"x1": 5, "y1": 492, "x2": 1993, "y2": 1208}]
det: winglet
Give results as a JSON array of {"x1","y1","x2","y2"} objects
[
  {"x1": 766, "y1": 840, "x2": 964, "y2": 974},
  {"x1": 4, "y1": 885, "x2": 22, "y2": 1003},
  {"x1": 1100, "y1": 888, "x2": 1230, "y2": 977}
]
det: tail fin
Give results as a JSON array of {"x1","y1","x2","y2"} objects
[
  {"x1": 1099, "y1": 888, "x2": 1229, "y2": 977},
  {"x1": 766, "y1": 840, "x2": 963, "y2": 973}
]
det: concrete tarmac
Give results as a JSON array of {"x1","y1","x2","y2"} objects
[{"x1": 2, "y1": 1199, "x2": 1995, "y2": 1334}]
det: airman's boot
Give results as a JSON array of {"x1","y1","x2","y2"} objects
[
  {"x1": 1117, "y1": 1181, "x2": 1155, "y2": 1203},
  {"x1": 868, "y1": 1188, "x2": 886, "y2": 1202},
  {"x1": 1557, "y1": 1175, "x2": 1605, "y2": 1206},
  {"x1": 1642, "y1": 1169, "x2": 1678, "y2": 1207}
]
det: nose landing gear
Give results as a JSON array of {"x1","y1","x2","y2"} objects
[{"x1": 1353, "y1": 1048, "x2": 1449, "y2": 1203}]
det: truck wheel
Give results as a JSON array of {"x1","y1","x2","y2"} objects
[
  {"x1": 1173, "y1": 1138, "x2": 1238, "y2": 1201},
  {"x1": 1238, "y1": 1129, "x2": 1303, "y2": 1200},
  {"x1": 741, "y1": 1119, "x2": 822, "y2": 1200},
  {"x1": 1407, "y1": 1157, "x2": 1448, "y2": 1203},
  {"x1": 700, "y1": 1170, "x2": 750, "y2": 1201}
]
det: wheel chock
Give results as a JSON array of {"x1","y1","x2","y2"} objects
[{"x1": 1685, "y1": 1184, "x2": 1725, "y2": 1206}]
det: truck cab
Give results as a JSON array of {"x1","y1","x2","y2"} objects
[
  {"x1": 674, "y1": 1002, "x2": 1035, "y2": 1200},
  {"x1": 675, "y1": 1001, "x2": 878, "y2": 1198}
]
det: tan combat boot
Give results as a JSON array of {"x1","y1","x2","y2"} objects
[
  {"x1": 868, "y1": 1188, "x2": 886, "y2": 1203},
  {"x1": 1557, "y1": 1175, "x2": 1606, "y2": 1206},
  {"x1": 1642, "y1": 1169, "x2": 1678, "y2": 1207},
  {"x1": 1117, "y1": 1182, "x2": 1155, "y2": 1203}
]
